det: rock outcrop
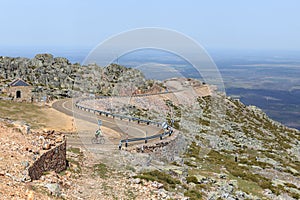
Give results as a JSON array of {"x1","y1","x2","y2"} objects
[{"x1": 0, "y1": 54, "x2": 150, "y2": 98}]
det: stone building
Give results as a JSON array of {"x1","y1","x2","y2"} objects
[{"x1": 7, "y1": 79, "x2": 33, "y2": 102}]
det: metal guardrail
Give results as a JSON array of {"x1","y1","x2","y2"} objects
[
  {"x1": 74, "y1": 95, "x2": 175, "y2": 148},
  {"x1": 75, "y1": 104, "x2": 161, "y2": 126},
  {"x1": 118, "y1": 129, "x2": 174, "y2": 150}
]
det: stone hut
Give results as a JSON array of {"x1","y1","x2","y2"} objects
[{"x1": 7, "y1": 79, "x2": 33, "y2": 102}]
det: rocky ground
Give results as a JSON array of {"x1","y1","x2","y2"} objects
[
  {"x1": 0, "y1": 120, "x2": 65, "y2": 199},
  {"x1": 0, "y1": 119, "x2": 188, "y2": 200},
  {"x1": 77, "y1": 77, "x2": 300, "y2": 199}
]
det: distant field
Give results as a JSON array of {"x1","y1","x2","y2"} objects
[
  {"x1": 226, "y1": 88, "x2": 300, "y2": 130},
  {"x1": 0, "y1": 100, "x2": 73, "y2": 131}
]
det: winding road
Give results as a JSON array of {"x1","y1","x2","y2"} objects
[{"x1": 52, "y1": 99, "x2": 162, "y2": 149}]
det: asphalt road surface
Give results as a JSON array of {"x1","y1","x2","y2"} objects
[{"x1": 52, "y1": 99, "x2": 162, "y2": 148}]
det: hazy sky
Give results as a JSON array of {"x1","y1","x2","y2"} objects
[{"x1": 1, "y1": 0, "x2": 300, "y2": 51}]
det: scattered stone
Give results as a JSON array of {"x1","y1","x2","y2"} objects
[
  {"x1": 272, "y1": 179, "x2": 286, "y2": 186},
  {"x1": 45, "y1": 183, "x2": 61, "y2": 197},
  {"x1": 286, "y1": 187, "x2": 300, "y2": 196},
  {"x1": 42, "y1": 143, "x2": 51, "y2": 150},
  {"x1": 151, "y1": 181, "x2": 164, "y2": 189},
  {"x1": 286, "y1": 166, "x2": 298, "y2": 175},
  {"x1": 21, "y1": 161, "x2": 30, "y2": 169},
  {"x1": 219, "y1": 173, "x2": 227, "y2": 179},
  {"x1": 194, "y1": 175, "x2": 205, "y2": 183},
  {"x1": 132, "y1": 178, "x2": 141, "y2": 184},
  {"x1": 26, "y1": 190, "x2": 34, "y2": 200},
  {"x1": 228, "y1": 180, "x2": 238, "y2": 188}
]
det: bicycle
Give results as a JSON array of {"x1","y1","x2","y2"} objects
[{"x1": 91, "y1": 135, "x2": 105, "y2": 144}]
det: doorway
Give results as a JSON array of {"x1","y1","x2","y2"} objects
[{"x1": 16, "y1": 90, "x2": 21, "y2": 98}]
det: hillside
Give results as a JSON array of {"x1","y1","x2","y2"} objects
[
  {"x1": 0, "y1": 54, "x2": 299, "y2": 199},
  {"x1": 77, "y1": 77, "x2": 300, "y2": 199}
]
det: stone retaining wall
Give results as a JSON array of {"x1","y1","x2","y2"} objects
[
  {"x1": 127, "y1": 131, "x2": 187, "y2": 162},
  {"x1": 28, "y1": 140, "x2": 67, "y2": 180}
]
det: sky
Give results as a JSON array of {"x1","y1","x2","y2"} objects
[{"x1": 0, "y1": 0, "x2": 300, "y2": 54}]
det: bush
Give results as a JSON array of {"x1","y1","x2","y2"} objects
[
  {"x1": 135, "y1": 170, "x2": 180, "y2": 190},
  {"x1": 186, "y1": 176, "x2": 198, "y2": 184},
  {"x1": 184, "y1": 189, "x2": 202, "y2": 200}
]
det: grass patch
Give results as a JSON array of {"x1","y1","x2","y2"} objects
[
  {"x1": 135, "y1": 170, "x2": 180, "y2": 191},
  {"x1": 184, "y1": 160, "x2": 197, "y2": 168},
  {"x1": 199, "y1": 118, "x2": 210, "y2": 126},
  {"x1": 67, "y1": 158, "x2": 82, "y2": 174},
  {"x1": 93, "y1": 163, "x2": 109, "y2": 178},
  {"x1": 184, "y1": 143, "x2": 287, "y2": 197},
  {"x1": 184, "y1": 189, "x2": 202, "y2": 200},
  {"x1": 284, "y1": 182, "x2": 298, "y2": 189},
  {"x1": 186, "y1": 176, "x2": 198, "y2": 184},
  {"x1": 67, "y1": 147, "x2": 81, "y2": 155},
  {"x1": 171, "y1": 161, "x2": 181, "y2": 167},
  {"x1": 185, "y1": 142, "x2": 200, "y2": 159},
  {"x1": 0, "y1": 100, "x2": 47, "y2": 129}
]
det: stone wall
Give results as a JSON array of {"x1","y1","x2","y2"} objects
[
  {"x1": 153, "y1": 133, "x2": 187, "y2": 162},
  {"x1": 127, "y1": 131, "x2": 187, "y2": 162},
  {"x1": 28, "y1": 140, "x2": 67, "y2": 180}
]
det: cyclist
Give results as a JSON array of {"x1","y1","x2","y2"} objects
[{"x1": 95, "y1": 128, "x2": 102, "y2": 138}]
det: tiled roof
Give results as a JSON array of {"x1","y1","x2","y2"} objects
[{"x1": 10, "y1": 79, "x2": 30, "y2": 87}]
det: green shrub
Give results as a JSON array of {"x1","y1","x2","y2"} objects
[
  {"x1": 186, "y1": 176, "x2": 198, "y2": 184},
  {"x1": 135, "y1": 170, "x2": 180, "y2": 190},
  {"x1": 184, "y1": 160, "x2": 197, "y2": 168},
  {"x1": 67, "y1": 147, "x2": 81, "y2": 155},
  {"x1": 184, "y1": 189, "x2": 202, "y2": 200}
]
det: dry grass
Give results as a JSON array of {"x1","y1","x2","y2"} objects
[{"x1": 0, "y1": 100, "x2": 73, "y2": 131}]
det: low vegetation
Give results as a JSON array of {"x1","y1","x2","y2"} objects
[
  {"x1": 134, "y1": 170, "x2": 180, "y2": 191},
  {"x1": 93, "y1": 163, "x2": 109, "y2": 178},
  {"x1": 0, "y1": 100, "x2": 47, "y2": 129}
]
